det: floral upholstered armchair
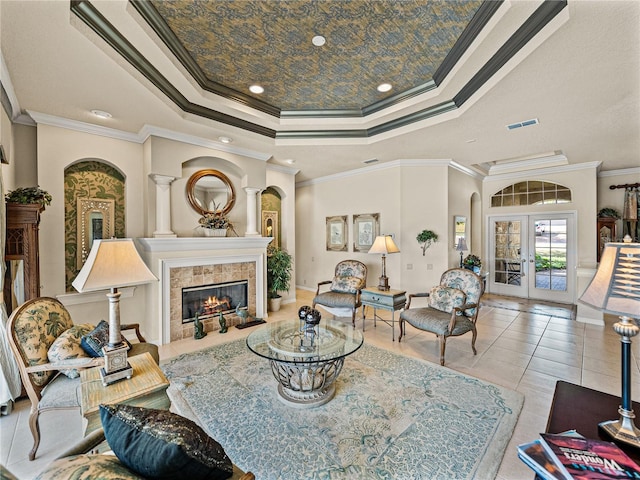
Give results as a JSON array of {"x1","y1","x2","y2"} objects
[
  {"x1": 399, "y1": 268, "x2": 484, "y2": 366},
  {"x1": 312, "y1": 260, "x2": 367, "y2": 326},
  {"x1": 6, "y1": 297, "x2": 158, "y2": 461}
]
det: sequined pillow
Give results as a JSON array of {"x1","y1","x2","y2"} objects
[
  {"x1": 428, "y1": 286, "x2": 466, "y2": 314},
  {"x1": 47, "y1": 323, "x2": 94, "y2": 378},
  {"x1": 100, "y1": 404, "x2": 233, "y2": 480},
  {"x1": 330, "y1": 275, "x2": 363, "y2": 294},
  {"x1": 34, "y1": 454, "x2": 144, "y2": 480},
  {"x1": 81, "y1": 320, "x2": 131, "y2": 357}
]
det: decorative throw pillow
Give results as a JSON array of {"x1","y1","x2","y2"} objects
[
  {"x1": 81, "y1": 320, "x2": 131, "y2": 357},
  {"x1": 34, "y1": 454, "x2": 145, "y2": 480},
  {"x1": 428, "y1": 286, "x2": 466, "y2": 314},
  {"x1": 47, "y1": 323, "x2": 94, "y2": 378},
  {"x1": 100, "y1": 404, "x2": 233, "y2": 480},
  {"x1": 330, "y1": 276, "x2": 362, "y2": 294}
]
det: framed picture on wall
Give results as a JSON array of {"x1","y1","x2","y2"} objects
[
  {"x1": 326, "y1": 215, "x2": 348, "y2": 251},
  {"x1": 262, "y1": 210, "x2": 279, "y2": 249},
  {"x1": 353, "y1": 213, "x2": 379, "y2": 252}
]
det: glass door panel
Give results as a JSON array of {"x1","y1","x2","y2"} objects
[{"x1": 490, "y1": 216, "x2": 528, "y2": 297}]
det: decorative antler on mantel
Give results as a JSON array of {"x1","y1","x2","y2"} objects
[{"x1": 609, "y1": 183, "x2": 640, "y2": 190}]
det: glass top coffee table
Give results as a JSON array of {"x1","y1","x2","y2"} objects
[{"x1": 246, "y1": 318, "x2": 364, "y2": 408}]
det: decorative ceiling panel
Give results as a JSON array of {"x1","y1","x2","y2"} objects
[{"x1": 147, "y1": 0, "x2": 484, "y2": 112}]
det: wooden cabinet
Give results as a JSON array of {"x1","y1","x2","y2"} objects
[
  {"x1": 597, "y1": 217, "x2": 616, "y2": 262},
  {"x1": 4, "y1": 203, "x2": 43, "y2": 315}
]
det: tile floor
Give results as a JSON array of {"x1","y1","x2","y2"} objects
[{"x1": 1, "y1": 289, "x2": 635, "y2": 480}]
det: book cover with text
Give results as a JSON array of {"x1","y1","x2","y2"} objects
[{"x1": 540, "y1": 433, "x2": 640, "y2": 479}]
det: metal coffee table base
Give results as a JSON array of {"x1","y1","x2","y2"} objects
[{"x1": 270, "y1": 358, "x2": 344, "y2": 408}]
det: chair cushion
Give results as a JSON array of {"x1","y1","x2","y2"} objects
[
  {"x1": 330, "y1": 275, "x2": 363, "y2": 294},
  {"x1": 314, "y1": 291, "x2": 360, "y2": 309},
  {"x1": 48, "y1": 324, "x2": 94, "y2": 378},
  {"x1": 12, "y1": 297, "x2": 75, "y2": 387},
  {"x1": 34, "y1": 454, "x2": 145, "y2": 480},
  {"x1": 100, "y1": 404, "x2": 233, "y2": 480},
  {"x1": 427, "y1": 286, "x2": 466, "y2": 314},
  {"x1": 400, "y1": 308, "x2": 475, "y2": 336},
  {"x1": 38, "y1": 374, "x2": 81, "y2": 410},
  {"x1": 81, "y1": 320, "x2": 131, "y2": 357}
]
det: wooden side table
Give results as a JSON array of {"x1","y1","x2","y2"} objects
[
  {"x1": 80, "y1": 352, "x2": 170, "y2": 434},
  {"x1": 361, "y1": 287, "x2": 406, "y2": 341}
]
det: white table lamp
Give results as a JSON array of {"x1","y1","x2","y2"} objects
[{"x1": 369, "y1": 235, "x2": 400, "y2": 291}]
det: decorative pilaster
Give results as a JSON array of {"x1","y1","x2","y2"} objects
[
  {"x1": 151, "y1": 174, "x2": 177, "y2": 238},
  {"x1": 244, "y1": 187, "x2": 261, "y2": 237}
]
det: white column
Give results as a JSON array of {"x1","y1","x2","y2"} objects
[
  {"x1": 151, "y1": 174, "x2": 177, "y2": 238},
  {"x1": 244, "y1": 187, "x2": 261, "y2": 237}
]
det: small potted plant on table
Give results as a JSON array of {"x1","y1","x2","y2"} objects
[{"x1": 463, "y1": 254, "x2": 482, "y2": 273}]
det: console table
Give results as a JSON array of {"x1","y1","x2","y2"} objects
[
  {"x1": 80, "y1": 352, "x2": 170, "y2": 434},
  {"x1": 361, "y1": 287, "x2": 406, "y2": 341},
  {"x1": 547, "y1": 381, "x2": 640, "y2": 463}
]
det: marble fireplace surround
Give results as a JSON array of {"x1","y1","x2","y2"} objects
[{"x1": 137, "y1": 237, "x2": 272, "y2": 344}]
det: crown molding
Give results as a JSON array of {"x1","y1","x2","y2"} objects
[
  {"x1": 598, "y1": 167, "x2": 640, "y2": 178},
  {"x1": 266, "y1": 164, "x2": 300, "y2": 176},
  {"x1": 449, "y1": 161, "x2": 484, "y2": 179},
  {"x1": 482, "y1": 160, "x2": 602, "y2": 182},
  {"x1": 27, "y1": 111, "x2": 272, "y2": 161},
  {"x1": 1, "y1": 51, "x2": 21, "y2": 122},
  {"x1": 488, "y1": 153, "x2": 568, "y2": 175}
]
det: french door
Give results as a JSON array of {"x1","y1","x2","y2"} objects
[{"x1": 488, "y1": 213, "x2": 575, "y2": 303}]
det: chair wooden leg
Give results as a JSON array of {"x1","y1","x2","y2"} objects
[
  {"x1": 351, "y1": 309, "x2": 356, "y2": 327},
  {"x1": 398, "y1": 319, "x2": 404, "y2": 342},
  {"x1": 28, "y1": 407, "x2": 41, "y2": 461},
  {"x1": 471, "y1": 327, "x2": 478, "y2": 356},
  {"x1": 439, "y1": 335, "x2": 447, "y2": 366}
]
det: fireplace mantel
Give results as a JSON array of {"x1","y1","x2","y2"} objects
[{"x1": 137, "y1": 236, "x2": 272, "y2": 344}]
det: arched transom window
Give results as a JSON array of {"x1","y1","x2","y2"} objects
[{"x1": 491, "y1": 181, "x2": 571, "y2": 207}]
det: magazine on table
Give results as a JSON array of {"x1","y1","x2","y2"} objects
[
  {"x1": 518, "y1": 430, "x2": 583, "y2": 480},
  {"x1": 539, "y1": 432, "x2": 640, "y2": 479}
]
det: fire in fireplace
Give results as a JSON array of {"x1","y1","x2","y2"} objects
[{"x1": 182, "y1": 280, "x2": 248, "y2": 323}]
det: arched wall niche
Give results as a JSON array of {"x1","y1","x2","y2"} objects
[
  {"x1": 261, "y1": 186, "x2": 282, "y2": 250},
  {"x1": 64, "y1": 159, "x2": 126, "y2": 291}
]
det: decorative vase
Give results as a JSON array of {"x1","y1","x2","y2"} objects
[
  {"x1": 204, "y1": 228, "x2": 227, "y2": 237},
  {"x1": 268, "y1": 296, "x2": 282, "y2": 312}
]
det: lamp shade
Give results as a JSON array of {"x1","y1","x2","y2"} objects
[
  {"x1": 73, "y1": 238, "x2": 157, "y2": 292},
  {"x1": 368, "y1": 235, "x2": 400, "y2": 255},
  {"x1": 456, "y1": 238, "x2": 468, "y2": 252},
  {"x1": 579, "y1": 242, "x2": 640, "y2": 317}
]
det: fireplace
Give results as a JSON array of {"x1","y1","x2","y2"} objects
[{"x1": 182, "y1": 280, "x2": 248, "y2": 323}]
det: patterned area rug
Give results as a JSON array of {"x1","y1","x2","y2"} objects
[{"x1": 162, "y1": 340, "x2": 523, "y2": 480}]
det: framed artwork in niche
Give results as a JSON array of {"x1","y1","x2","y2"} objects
[
  {"x1": 326, "y1": 215, "x2": 348, "y2": 252},
  {"x1": 353, "y1": 213, "x2": 379, "y2": 252},
  {"x1": 262, "y1": 210, "x2": 279, "y2": 249},
  {"x1": 77, "y1": 198, "x2": 115, "y2": 267}
]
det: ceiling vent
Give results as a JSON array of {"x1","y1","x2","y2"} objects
[
  {"x1": 363, "y1": 158, "x2": 379, "y2": 164},
  {"x1": 506, "y1": 118, "x2": 539, "y2": 130}
]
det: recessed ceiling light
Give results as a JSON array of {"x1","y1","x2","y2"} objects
[
  {"x1": 312, "y1": 35, "x2": 326, "y2": 47},
  {"x1": 249, "y1": 85, "x2": 264, "y2": 94},
  {"x1": 90, "y1": 109, "x2": 112, "y2": 119},
  {"x1": 218, "y1": 136, "x2": 233, "y2": 144},
  {"x1": 377, "y1": 83, "x2": 392, "y2": 93}
]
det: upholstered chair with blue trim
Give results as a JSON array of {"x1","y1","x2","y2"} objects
[
  {"x1": 399, "y1": 268, "x2": 484, "y2": 366},
  {"x1": 312, "y1": 260, "x2": 367, "y2": 326}
]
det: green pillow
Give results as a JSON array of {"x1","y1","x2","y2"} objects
[{"x1": 100, "y1": 404, "x2": 233, "y2": 480}]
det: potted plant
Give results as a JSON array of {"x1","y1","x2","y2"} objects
[
  {"x1": 266, "y1": 247, "x2": 293, "y2": 312},
  {"x1": 198, "y1": 211, "x2": 232, "y2": 237},
  {"x1": 5, "y1": 186, "x2": 52, "y2": 209},
  {"x1": 463, "y1": 254, "x2": 482, "y2": 273},
  {"x1": 416, "y1": 230, "x2": 438, "y2": 256}
]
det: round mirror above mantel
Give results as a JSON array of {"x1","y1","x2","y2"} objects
[{"x1": 186, "y1": 169, "x2": 236, "y2": 216}]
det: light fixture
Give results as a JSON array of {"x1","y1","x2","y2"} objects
[
  {"x1": 286, "y1": 159, "x2": 296, "y2": 165},
  {"x1": 218, "y1": 136, "x2": 233, "y2": 144},
  {"x1": 377, "y1": 83, "x2": 392, "y2": 93},
  {"x1": 90, "y1": 109, "x2": 112, "y2": 119},
  {"x1": 456, "y1": 238, "x2": 468, "y2": 268},
  {"x1": 312, "y1": 35, "x2": 326, "y2": 46},
  {"x1": 249, "y1": 85, "x2": 264, "y2": 94},
  {"x1": 72, "y1": 238, "x2": 157, "y2": 386},
  {"x1": 368, "y1": 235, "x2": 400, "y2": 291},
  {"x1": 579, "y1": 240, "x2": 640, "y2": 447}
]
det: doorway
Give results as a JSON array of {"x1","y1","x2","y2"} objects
[{"x1": 488, "y1": 213, "x2": 575, "y2": 303}]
